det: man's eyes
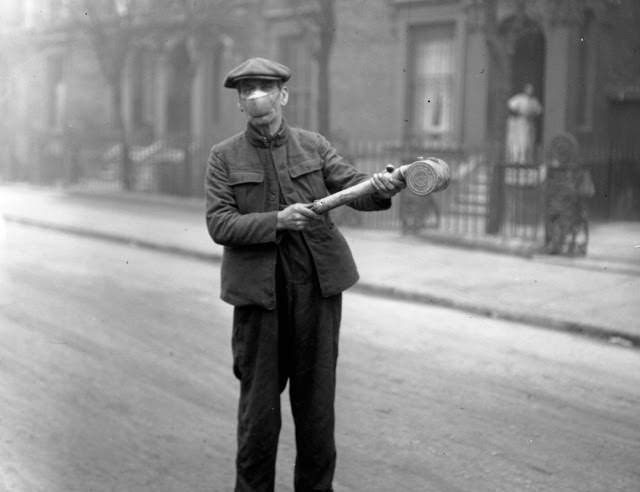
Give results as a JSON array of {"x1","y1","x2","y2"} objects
[{"x1": 241, "y1": 82, "x2": 276, "y2": 94}]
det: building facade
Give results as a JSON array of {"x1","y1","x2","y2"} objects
[
  {"x1": 0, "y1": 0, "x2": 260, "y2": 190},
  {"x1": 1, "y1": 0, "x2": 638, "y2": 220},
  {"x1": 265, "y1": 0, "x2": 639, "y2": 152},
  {"x1": 264, "y1": 0, "x2": 640, "y2": 221}
]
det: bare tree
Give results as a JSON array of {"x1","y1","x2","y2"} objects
[
  {"x1": 163, "y1": 0, "x2": 252, "y2": 194},
  {"x1": 312, "y1": 0, "x2": 336, "y2": 138},
  {"x1": 78, "y1": 0, "x2": 139, "y2": 190},
  {"x1": 72, "y1": 0, "x2": 250, "y2": 191}
]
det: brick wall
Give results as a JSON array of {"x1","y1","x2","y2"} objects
[{"x1": 330, "y1": 0, "x2": 400, "y2": 142}]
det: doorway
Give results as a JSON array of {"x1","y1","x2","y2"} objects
[{"x1": 502, "y1": 15, "x2": 546, "y2": 149}]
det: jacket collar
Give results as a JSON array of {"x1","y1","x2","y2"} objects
[{"x1": 245, "y1": 120, "x2": 289, "y2": 149}]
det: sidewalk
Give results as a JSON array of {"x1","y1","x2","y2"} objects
[{"x1": 2, "y1": 183, "x2": 639, "y2": 347}]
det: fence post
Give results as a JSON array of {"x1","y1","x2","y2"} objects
[
  {"x1": 606, "y1": 141, "x2": 615, "y2": 220},
  {"x1": 182, "y1": 142, "x2": 192, "y2": 196},
  {"x1": 486, "y1": 162, "x2": 505, "y2": 234}
]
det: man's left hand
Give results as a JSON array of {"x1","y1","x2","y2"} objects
[{"x1": 371, "y1": 164, "x2": 406, "y2": 199}]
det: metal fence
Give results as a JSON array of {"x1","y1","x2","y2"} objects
[
  {"x1": 339, "y1": 139, "x2": 640, "y2": 241},
  {"x1": 336, "y1": 140, "x2": 546, "y2": 244},
  {"x1": 580, "y1": 143, "x2": 640, "y2": 221},
  {"x1": 74, "y1": 135, "x2": 211, "y2": 197},
  {"x1": 3, "y1": 131, "x2": 638, "y2": 246},
  {"x1": 17, "y1": 130, "x2": 212, "y2": 198}
]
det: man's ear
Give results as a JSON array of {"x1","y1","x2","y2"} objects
[{"x1": 280, "y1": 86, "x2": 289, "y2": 106}]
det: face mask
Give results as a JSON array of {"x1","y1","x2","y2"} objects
[{"x1": 241, "y1": 88, "x2": 280, "y2": 118}]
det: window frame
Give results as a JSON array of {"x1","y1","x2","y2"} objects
[
  {"x1": 407, "y1": 22, "x2": 457, "y2": 139},
  {"x1": 397, "y1": 6, "x2": 466, "y2": 148}
]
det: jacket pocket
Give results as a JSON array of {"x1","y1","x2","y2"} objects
[
  {"x1": 228, "y1": 171, "x2": 265, "y2": 213},
  {"x1": 288, "y1": 158, "x2": 323, "y2": 178},
  {"x1": 228, "y1": 171, "x2": 264, "y2": 185},
  {"x1": 288, "y1": 158, "x2": 327, "y2": 200}
]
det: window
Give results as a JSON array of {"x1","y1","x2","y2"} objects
[
  {"x1": 407, "y1": 23, "x2": 456, "y2": 142},
  {"x1": 278, "y1": 33, "x2": 313, "y2": 129}
]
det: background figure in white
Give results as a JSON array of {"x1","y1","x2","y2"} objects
[{"x1": 506, "y1": 83, "x2": 542, "y2": 164}]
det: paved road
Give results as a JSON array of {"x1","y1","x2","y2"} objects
[
  {"x1": 2, "y1": 184, "x2": 640, "y2": 345},
  {"x1": 1, "y1": 223, "x2": 639, "y2": 491}
]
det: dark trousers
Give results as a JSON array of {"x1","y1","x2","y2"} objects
[{"x1": 231, "y1": 271, "x2": 341, "y2": 492}]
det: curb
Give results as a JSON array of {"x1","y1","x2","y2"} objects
[
  {"x1": 5, "y1": 213, "x2": 638, "y2": 349},
  {"x1": 3, "y1": 214, "x2": 220, "y2": 263},
  {"x1": 352, "y1": 283, "x2": 639, "y2": 348},
  {"x1": 531, "y1": 253, "x2": 640, "y2": 277}
]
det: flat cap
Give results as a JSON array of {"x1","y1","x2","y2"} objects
[{"x1": 223, "y1": 57, "x2": 291, "y2": 89}]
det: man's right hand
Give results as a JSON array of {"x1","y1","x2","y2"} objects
[{"x1": 276, "y1": 203, "x2": 321, "y2": 231}]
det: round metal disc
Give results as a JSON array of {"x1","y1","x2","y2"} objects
[{"x1": 405, "y1": 158, "x2": 450, "y2": 196}]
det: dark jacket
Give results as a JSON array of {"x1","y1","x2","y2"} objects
[{"x1": 205, "y1": 124, "x2": 390, "y2": 309}]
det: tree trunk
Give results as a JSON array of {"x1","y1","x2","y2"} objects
[
  {"x1": 484, "y1": 0, "x2": 512, "y2": 234},
  {"x1": 485, "y1": 63, "x2": 512, "y2": 234},
  {"x1": 317, "y1": 50, "x2": 331, "y2": 137},
  {"x1": 315, "y1": 0, "x2": 335, "y2": 138},
  {"x1": 111, "y1": 86, "x2": 133, "y2": 190}
]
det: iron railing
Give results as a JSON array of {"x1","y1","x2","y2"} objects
[
  {"x1": 2, "y1": 132, "x2": 638, "y2": 246},
  {"x1": 337, "y1": 140, "x2": 546, "y2": 245}
]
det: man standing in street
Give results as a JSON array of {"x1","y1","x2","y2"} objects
[{"x1": 205, "y1": 57, "x2": 405, "y2": 491}]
